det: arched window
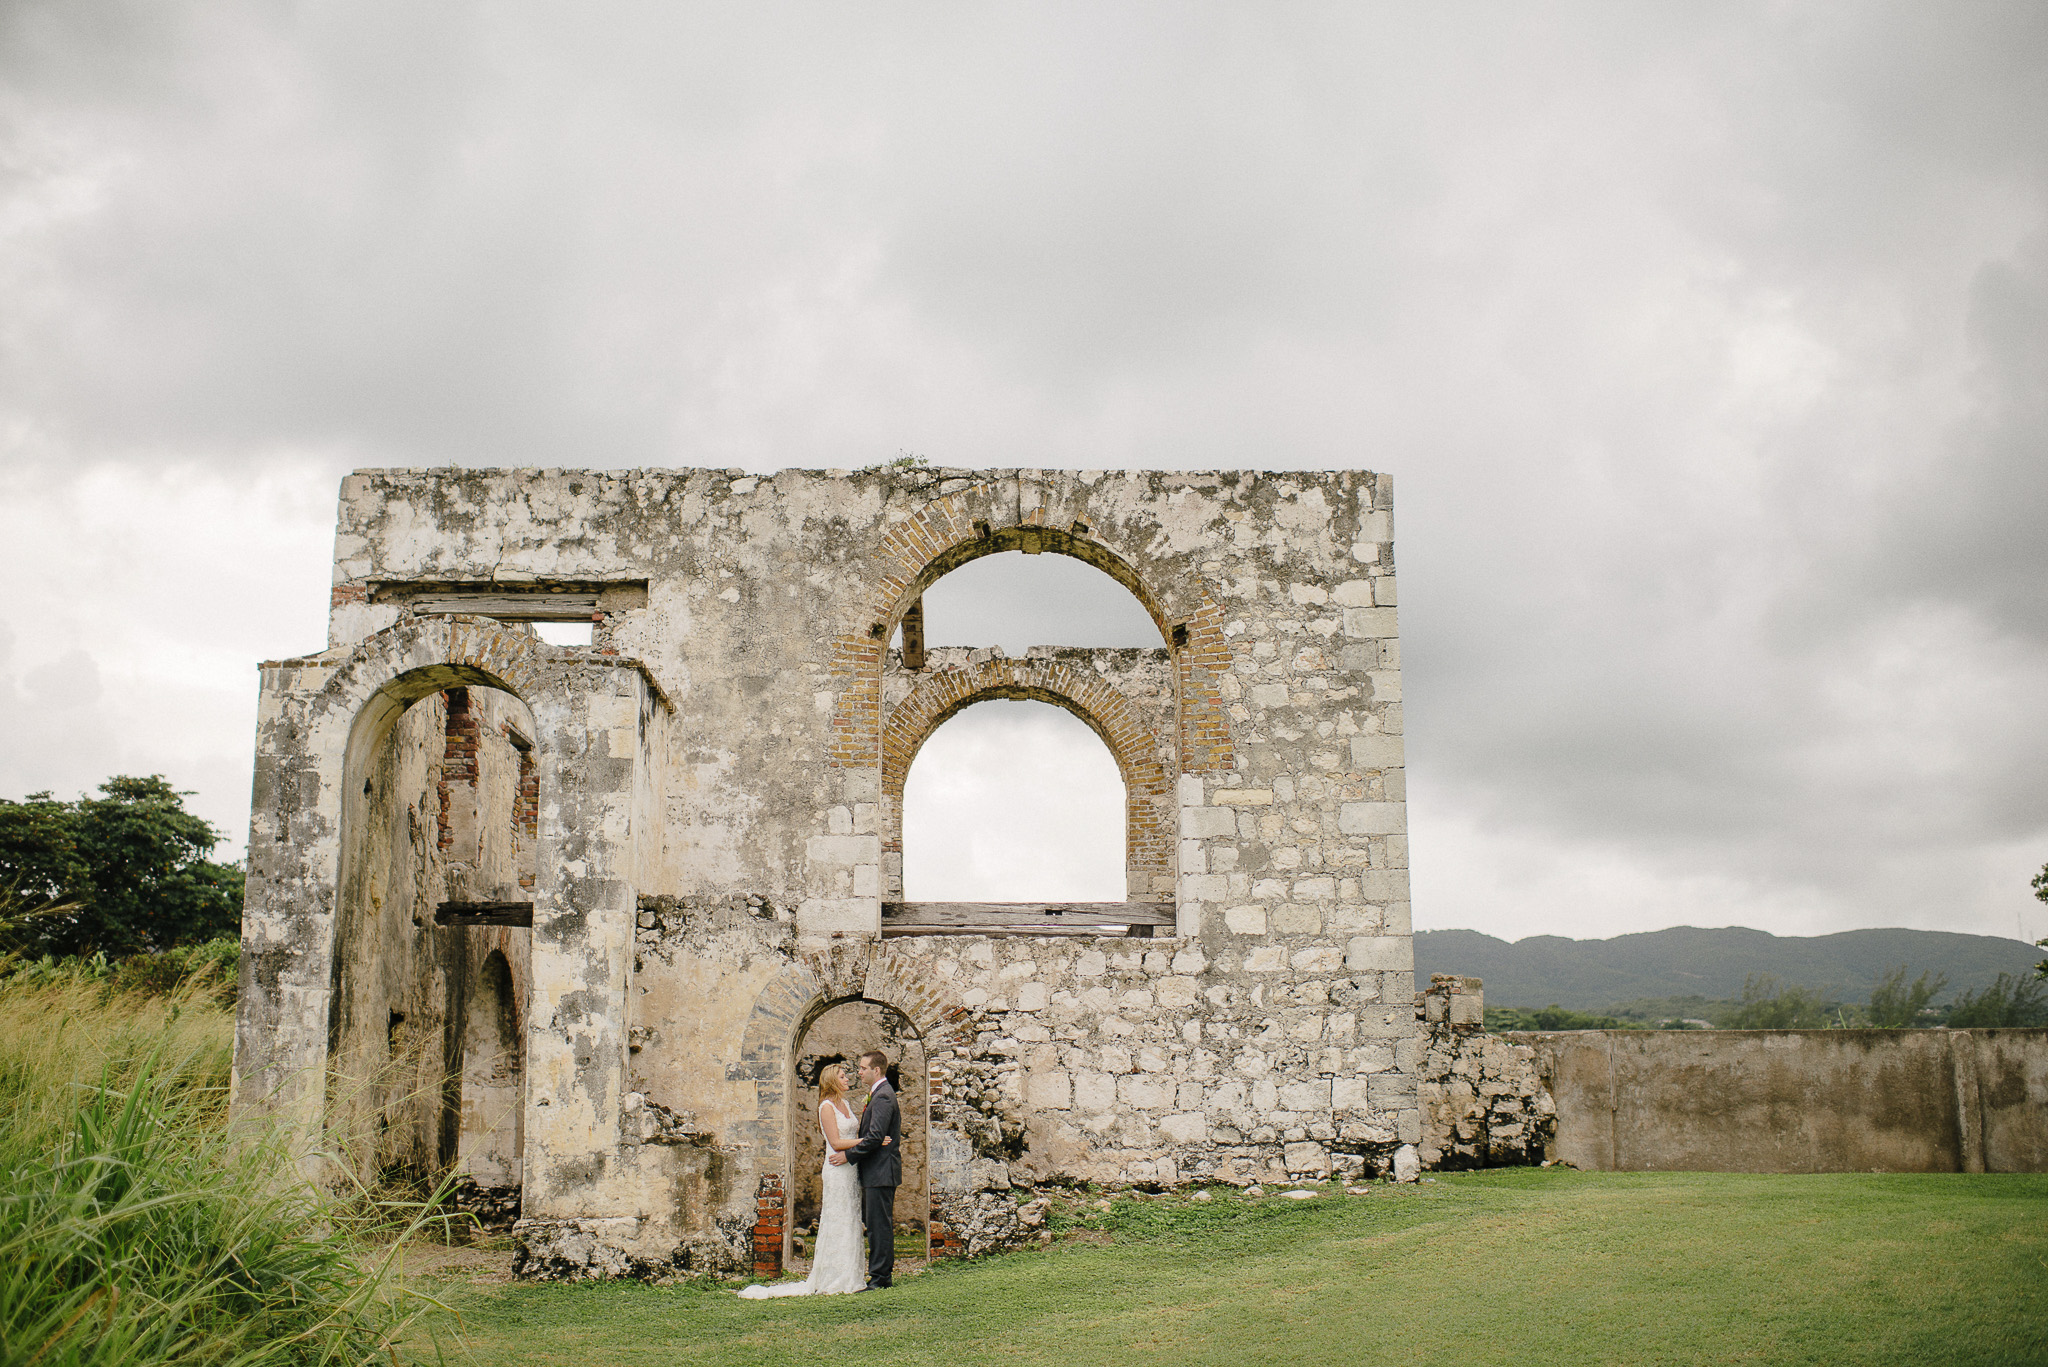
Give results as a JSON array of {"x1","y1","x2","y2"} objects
[{"x1": 902, "y1": 699, "x2": 1126, "y2": 902}]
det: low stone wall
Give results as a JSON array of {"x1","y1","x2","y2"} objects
[
  {"x1": 1523, "y1": 1024, "x2": 2048, "y2": 1174},
  {"x1": 1413, "y1": 976, "x2": 2048, "y2": 1175}
]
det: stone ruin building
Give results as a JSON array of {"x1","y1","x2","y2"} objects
[{"x1": 230, "y1": 466, "x2": 1421, "y2": 1278}]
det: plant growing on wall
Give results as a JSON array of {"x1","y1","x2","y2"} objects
[{"x1": 0, "y1": 776, "x2": 242, "y2": 957}]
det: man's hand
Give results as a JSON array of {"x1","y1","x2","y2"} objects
[{"x1": 828, "y1": 1152, "x2": 847, "y2": 1166}]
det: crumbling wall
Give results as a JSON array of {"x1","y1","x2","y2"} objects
[
  {"x1": 239, "y1": 466, "x2": 1423, "y2": 1281},
  {"x1": 1413, "y1": 976, "x2": 1555, "y2": 1170},
  {"x1": 1410, "y1": 976, "x2": 2048, "y2": 1176}
]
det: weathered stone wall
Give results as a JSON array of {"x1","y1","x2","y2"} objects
[
  {"x1": 1409, "y1": 976, "x2": 2048, "y2": 1176},
  {"x1": 236, "y1": 465, "x2": 1420, "y2": 1279},
  {"x1": 1524, "y1": 1025, "x2": 2048, "y2": 1174}
]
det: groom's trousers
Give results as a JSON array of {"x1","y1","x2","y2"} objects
[{"x1": 861, "y1": 1184, "x2": 896, "y2": 1287}]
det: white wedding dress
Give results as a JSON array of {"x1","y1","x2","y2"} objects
[{"x1": 738, "y1": 1103, "x2": 868, "y2": 1298}]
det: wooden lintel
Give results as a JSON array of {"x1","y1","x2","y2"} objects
[
  {"x1": 409, "y1": 594, "x2": 600, "y2": 620},
  {"x1": 900, "y1": 597, "x2": 926, "y2": 670},
  {"x1": 880, "y1": 901, "x2": 1174, "y2": 936},
  {"x1": 434, "y1": 900, "x2": 534, "y2": 927}
]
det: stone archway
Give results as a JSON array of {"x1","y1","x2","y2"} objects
[
  {"x1": 234, "y1": 613, "x2": 669, "y2": 1219},
  {"x1": 880, "y1": 655, "x2": 1176, "y2": 901},
  {"x1": 730, "y1": 943, "x2": 972, "y2": 1277}
]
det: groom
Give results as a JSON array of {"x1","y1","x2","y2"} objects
[{"x1": 831, "y1": 1048, "x2": 900, "y2": 1290}]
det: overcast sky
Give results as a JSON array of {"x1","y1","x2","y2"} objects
[{"x1": 3, "y1": 2, "x2": 2044, "y2": 945}]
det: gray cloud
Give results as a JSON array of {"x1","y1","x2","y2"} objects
[{"x1": 1, "y1": 1, "x2": 2043, "y2": 940}]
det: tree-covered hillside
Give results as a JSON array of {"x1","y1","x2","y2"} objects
[{"x1": 1416, "y1": 925, "x2": 2041, "y2": 1013}]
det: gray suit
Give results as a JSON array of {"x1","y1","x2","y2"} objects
[{"x1": 844, "y1": 1078, "x2": 901, "y2": 1286}]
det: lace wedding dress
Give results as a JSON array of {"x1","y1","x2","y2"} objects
[{"x1": 737, "y1": 1103, "x2": 868, "y2": 1298}]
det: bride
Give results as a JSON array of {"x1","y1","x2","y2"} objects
[{"x1": 738, "y1": 1063, "x2": 881, "y2": 1298}]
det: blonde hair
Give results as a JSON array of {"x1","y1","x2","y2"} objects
[{"x1": 818, "y1": 1066, "x2": 847, "y2": 1102}]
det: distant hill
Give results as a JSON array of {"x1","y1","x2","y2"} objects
[{"x1": 1415, "y1": 926, "x2": 2043, "y2": 1013}]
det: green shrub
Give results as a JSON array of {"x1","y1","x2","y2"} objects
[
  {"x1": 1721, "y1": 974, "x2": 1835, "y2": 1029},
  {"x1": 1485, "y1": 1004, "x2": 1643, "y2": 1031},
  {"x1": 1944, "y1": 972, "x2": 2048, "y2": 1028}
]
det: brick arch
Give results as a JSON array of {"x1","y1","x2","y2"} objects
[
  {"x1": 824, "y1": 483, "x2": 1233, "y2": 775},
  {"x1": 730, "y1": 943, "x2": 973, "y2": 1276},
  {"x1": 879, "y1": 656, "x2": 1176, "y2": 901}
]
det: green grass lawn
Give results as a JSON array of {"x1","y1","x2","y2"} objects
[{"x1": 404, "y1": 1170, "x2": 2048, "y2": 1367}]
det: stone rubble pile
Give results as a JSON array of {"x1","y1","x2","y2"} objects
[{"x1": 1413, "y1": 975, "x2": 1556, "y2": 1170}]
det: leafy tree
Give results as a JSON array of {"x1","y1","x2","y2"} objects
[
  {"x1": 0, "y1": 776, "x2": 242, "y2": 957},
  {"x1": 1867, "y1": 965, "x2": 1946, "y2": 1028},
  {"x1": 1722, "y1": 973, "x2": 1831, "y2": 1029},
  {"x1": 1944, "y1": 972, "x2": 2048, "y2": 1028},
  {"x1": 2034, "y1": 860, "x2": 2047, "y2": 978}
]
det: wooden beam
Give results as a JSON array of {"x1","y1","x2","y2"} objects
[
  {"x1": 880, "y1": 901, "x2": 1173, "y2": 938},
  {"x1": 434, "y1": 900, "x2": 534, "y2": 927},
  {"x1": 900, "y1": 596, "x2": 926, "y2": 670},
  {"x1": 408, "y1": 593, "x2": 600, "y2": 620}
]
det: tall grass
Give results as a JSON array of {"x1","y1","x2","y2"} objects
[{"x1": 0, "y1": 978, "x2": 443, "y2": 1367}]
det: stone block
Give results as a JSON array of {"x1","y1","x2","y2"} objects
[
  {"x1": 1291, "y1": 946, "x2": 1342, "y2": 973},
  {"x1": 1272, "y1": 904, "x2": 1320, "y2": 935},
  {"x1": 1245, "y1": 947, "x2": 1287, "y2": 973},
  {"x1": 1159, "y1": 1111, "x2": 1209, "y2": 1144},
  {"x1": 1216, "y1": 789, "x2": 1274, "y2": 805},
  {"x1": 1338, "y1": 802, "x2": 1406, "y2": 835},
  {"x1": 1027, "y1": 1071, "x2": 1072, "y2": 1110},
  {"x1": 805, "y1": 834, "x2": 877, "y2": 865},
  {"x1": 1279, "y1": 1080, "x2": 1332, "y2": 1111},
  {"x1": 1072, "y1": 1071, "x2": 1116, "y2": 1111},
  {"x1": 1224, "y1": 904, "x2": 1267, "y2": 935},
  {"x1": 1367, "y1": 1075, "x2": 1416, "y2": 1110},
  {"x1": 1283, "y1": 1141, "x2": 1331, "y2": 1176},
  {"x1": 1181, "y1": 807, "x2": 1238, "y2": 838},
  {"x1": 1342, "y1": 607, "x2": 1398, "y2": 639},
  {"x1": 1118, "y1": 1076, "x2": 1173, "y2": 1110},
  {"x1": 1292, "y1": 876, "x2": 1337, "y2": 901},
  {"x1": 1332, "y1": 1077, "x2": 1371, "y2": 1110},
  {"x1": 1348, "y1": 733, "x2": 1404, "y2": 769},
  {"x1": 1356, "y1": 870, "x2": 1410, "y2": 901},
  {"x1": 1345, "y1": 935, "x2": 1411, "y2": 972}
]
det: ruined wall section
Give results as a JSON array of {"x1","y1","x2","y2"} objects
[
  {"x1": 1413, "y1": 976, "x2": 1555, "y2": 1171},
  {"x1": 304, "y1": 466, "x2": 1422, "y2": 1277}
]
